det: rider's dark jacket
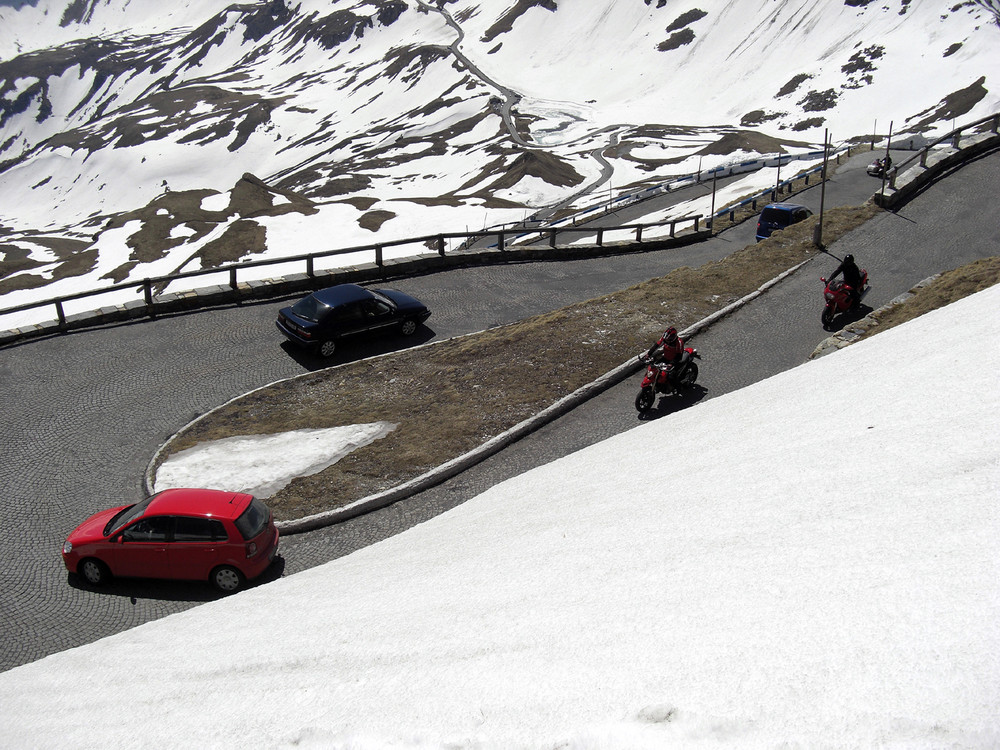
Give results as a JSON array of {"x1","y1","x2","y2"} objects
[{"x1": 829, "y1": 258, "x2": 863, "y2": 289}]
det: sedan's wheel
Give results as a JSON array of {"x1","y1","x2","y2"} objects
[
  {"x1": 635, "y1": 387, "x2": 655, "y2": 413},
  {"x1": 79, "y1": 558, "x2": 110, "y2": 587},
  {"x1": 399, "y1": 319, "x2": 417, "y2": 336},
  {"x1": 319, "y1": 339, "x2": 337, "y2": 357},
  {"x1": 211, "y1": 565, "x2": 245, "y2": 594}
]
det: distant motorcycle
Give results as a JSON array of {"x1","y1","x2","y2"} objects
[
  {"x1": 634, "y1": 348, "x2": 700, "y2": 413},
  {"x1": 821, "y1": 269, "x2": 869, "y2": 329},
  {"x1": 867, "y1": 158, "x2": 892, "y2": 178}
]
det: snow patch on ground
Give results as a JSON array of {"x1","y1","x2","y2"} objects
[{"x1": 154, "y1": 422, "x2": 397, "y2": 498}]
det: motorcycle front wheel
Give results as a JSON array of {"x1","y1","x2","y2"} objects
[
  {"x1": 681, "y1": 362, "x2": 699, "y2": 387},
  {"x1": 635, "y1": 387, "x2": 655, "y2": 413},
  {"x1": 821, "y1": 306, "x2": 835, "y2": 329}
]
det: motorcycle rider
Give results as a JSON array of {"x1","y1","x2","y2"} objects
[
  {"x1": 642, "y1": 326, "x2": 686, "y2": 391},
  {"x1": 827, "y1": 254, "x2": 864, "y2": 307}
]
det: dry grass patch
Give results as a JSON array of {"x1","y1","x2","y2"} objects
[
  {"x1": 858, "y1": 255, "x2": 1000, "y2": 340},
  {"x1": 157, "y1": 204, "x2": 882, "y2": 520}
]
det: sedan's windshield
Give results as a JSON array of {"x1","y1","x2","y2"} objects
[
  {"x1": 103, "y1": 495, "x2": 156, "y2": 536},
  {"x1": 369, "y1": 290, "x2": 394, "y2": 307},
  {"x1": 290, "y1": 295, "x2": 332, "y2": 323}
]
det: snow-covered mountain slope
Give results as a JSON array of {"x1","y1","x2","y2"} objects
[{"x1": 1, "y1": 0, "x2": 998, "y2": 316}]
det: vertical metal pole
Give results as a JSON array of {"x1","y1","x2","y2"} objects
[
  {"x1": 881, "y1": 121, "x2": 893, "y2": 199},
  {"x1": 709, "y1": 170, "x2": 718, "y2": 230},
  {"x1": 814, "y1": 129, "x2": 829, "y2": 248}
]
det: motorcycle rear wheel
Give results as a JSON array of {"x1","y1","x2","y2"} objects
[{"x1": 635, "y1": 387, "x2": 655, "y2": 413}]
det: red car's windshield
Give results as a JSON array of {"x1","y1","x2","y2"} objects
[{"x1": 103, "y1": 495, "x2": 155, "y2": 536}]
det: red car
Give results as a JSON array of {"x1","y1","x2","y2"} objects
[{"x1": 62, "y1": 488, "x2": 280, "y2": 593}]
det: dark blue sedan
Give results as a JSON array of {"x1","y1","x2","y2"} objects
[
  {"x1": 276, "y1": 283, "x2": 431, "y2": 357},
  {"x1": 755, "y1": 202, "x2": 813, "y2": 242}
]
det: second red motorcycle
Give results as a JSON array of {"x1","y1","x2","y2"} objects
[{"x1": 821, "y1": 269, "x2": 869, "y2": 329}]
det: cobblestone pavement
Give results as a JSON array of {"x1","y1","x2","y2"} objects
[{"x1": 2, "y1": 150, "x2": 997, "y2": 672}]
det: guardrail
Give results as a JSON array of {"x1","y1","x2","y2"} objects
[
  {"x1": 0, "y1": 215, "x2": 705, "y2": 335},
  {"x1": 6, "y1": 111, "x2": 996, "y2": 339},
  {"x1": 886, "y1": 113, "x2": 1000, "y2": 189}
]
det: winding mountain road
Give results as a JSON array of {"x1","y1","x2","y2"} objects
[{"x1": 1, "y1": 148, "x2": 997, "y2": 672}]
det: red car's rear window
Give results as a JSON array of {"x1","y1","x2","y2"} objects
[{"x1": 234, "y1": 498, "x2": 270, "y2": 540}]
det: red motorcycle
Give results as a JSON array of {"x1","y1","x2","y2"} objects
[
  {"x1": 820, "y1": 269, "x2": 869, "y2": 329},
  {"x1": 634, "y1": 348, "x2": 700, "y2": 413}
]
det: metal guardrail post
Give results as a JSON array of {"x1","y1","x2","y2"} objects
[
  {"x1": 143, "y1": 279, "x2": 153, "y2": 314},
  {"x1": 229, "y1": 267, "x2": 238, "y2": 291},
  {"x1": 437, "y1": 235, "x2": 445, "y2": 256},
  {"x1": 549, "y1": 229, "x2": 557, "y2": 248},
  {"x1": 375, "y1": 245, "x2": 383, "y2": 266},
  {"x1": 596, "y1": 229, "x2": 604, "y2": 247},
  {"x1": 635, "y1": 225, "x2": 643, "y2": 242},
  {"x1": 55, "y1": 300, "x2": 66, "y2": 329},
  {"x1": 306, "y1": 257, "x2": 314, "y2": 277},
  {"x1": 497, "y1": 232, "x2": 505, "y2": 250}
]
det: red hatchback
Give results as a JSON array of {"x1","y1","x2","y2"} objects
[{"x1": 62, "y1": 488, "x2": 280, "y2": 593}]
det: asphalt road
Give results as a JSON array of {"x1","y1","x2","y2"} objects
[{"x1": 1, "y1": 148, "x2": 997, "y2": 672}]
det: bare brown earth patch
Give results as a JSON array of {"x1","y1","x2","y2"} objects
[
  {"x1": 359, "y1": 210, "x2": 396, "y2": 232},
  {"x1": 856, "y1": 255, "x2": 1000, "y2": 341},
  {"x1": 158, "y1": 204, "x2": 881, "y2": 521}
]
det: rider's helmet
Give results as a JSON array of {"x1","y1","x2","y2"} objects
[
  {"x1": 664, "y1": 327, "x2": 678, "y2": 345},
  {"x1": 845, "y1": 254, "x2": 854, "y2": 263}
]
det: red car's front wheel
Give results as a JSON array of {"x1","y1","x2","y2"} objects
[{"x1": 79, "y1": 558, "x2": 110, "y2": 587}]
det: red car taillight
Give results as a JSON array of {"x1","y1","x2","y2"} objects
[{"x1": 246, "y1": 542, "x2": 258, "y2": 558}]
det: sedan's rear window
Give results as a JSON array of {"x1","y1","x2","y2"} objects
[
  {"x1": 759, "y1": 207, "x2": 788, "y2": 224},
  {"x1": 290, "y1": 295, "x2": 331, "y2": 323},
  {"x1": 234, "y1": 498, "x2": 270, "y2": 540}
]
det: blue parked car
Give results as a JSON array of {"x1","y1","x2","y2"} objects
[
  {"x1": 755, "y1": 202, "x2": 813, "y2": 242},
  {"x1": 277, "y1": 283, "x2": 431, "y2": 357}
]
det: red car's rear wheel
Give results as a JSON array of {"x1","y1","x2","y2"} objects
[{"x1": 211, "y1": 565, "x2": 245, "y2": 594}]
